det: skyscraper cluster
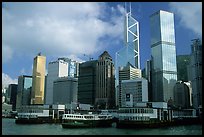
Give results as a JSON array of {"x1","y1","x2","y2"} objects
[{"x1": 5, "y1": 8, "x2": 201, "y2": 116}]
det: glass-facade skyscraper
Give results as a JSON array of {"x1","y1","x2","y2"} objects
[
  {"x1": 16, "y1": 75, "x2": 32, "y2": 110},
  {"x1": 115, "y1": 7, "x2": 140, "y2": 107},
  {"x1": 150, "y1": 10, "x2": 177, "y2": 102},
  {"x1": 188, "y1": 39, "x2": 202, "y2": 109}
]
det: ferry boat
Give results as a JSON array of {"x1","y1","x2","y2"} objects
[
  {"x1": 15, "y1": 113, "x2": 45, "y2": 124},
  {"x1": 61, "y1": 113, "x2": 113, "y2": 128},
  {"x1": 116, "y1": 102, "x2": 172, "y2": 128}
]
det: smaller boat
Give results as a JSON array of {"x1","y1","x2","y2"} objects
[
  {"x1": 15, "y1": 113, "x2": 44, "y2": 124},
  {"x1": 62, "y1": 113, "x2": 113, "y2": 128}
]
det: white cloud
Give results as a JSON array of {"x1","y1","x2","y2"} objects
[
  {"x1": 169, "y1": 2, "x2": 202, "y2": 36},
  {"x1": 2, "y1": 73, "x2": 18, "y2": 88},
  {"x1": 2, "y1": 2, "x2": 124, "y2": 63},
  {"x1": 2, "y1": 44, "x2": 13, "y2": 63},
  {"x1": 67, "y1": 54, "x2": 86, "y2": 63}
]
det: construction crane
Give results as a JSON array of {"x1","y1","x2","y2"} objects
[{"x1": 83, "y1": 54, "x2": 93, "y2": 61}]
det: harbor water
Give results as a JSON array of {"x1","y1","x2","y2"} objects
[{"x1": 2, "y1": 118, "x2": 202, "y2": 135}]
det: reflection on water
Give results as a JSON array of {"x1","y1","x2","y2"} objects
[{"x1": 2, "y1": 118, "x2": 202, "y2": 135}]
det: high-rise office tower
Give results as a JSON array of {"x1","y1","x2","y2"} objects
[
  {"x1": 58, "y1": 57, "x2": 79, "y2": 78},
  {"x1": 31, "y1": 53, "x2": 46, "y2": 105},
  {"x1": 115, "y1": 4, "x2": 140, "y2": 107},
  {"x1": 53, "y1": 77, "x2": 78, "y2": 105},
  {"x1": 145, "y1": 60, "x2": 153, "y2": 102},
  {"x1": 16, "y1": 75, "x2": 32, "y2": 110},
  {"x1": 8, "y1": 84, "x2": 18, "y2": 111},
  {"x1": 45, "y1": 58, "x2": 68, "y2": 105},
  {"x1": 188, "y1": 39, "x2": 202, "y2": 109},
  {"x1": 78, "y1": 60, "x2": 98, "y2": 106},
  {"x1": 150, "y1": 10, "x2": 177, "y2": 102},
  {"x1": 176, "y1": 55, "x2": 191, "y2": 81},
  {"x1": 95, "y1": 51, "x2": 115, "y2": 109}
]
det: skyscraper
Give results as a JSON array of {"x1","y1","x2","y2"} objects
[
  {"x1": 115, "y1": 4, "x2": 140, "y2": 106},
  {"x1": 176, "y1": 55, "x2": 191, "y2": 82},
  {"x1": 95, "y1": 51, "x2": 115, "y2": 109},
  {"x1": 58, "y1": 57, "x2": 80, "y2": 78},
  {"x1": 45, "y1": 58, "x2": 68, "y2": 105},
  {"x1": 188, "y1": 39, "x2": 202, "y2": 109},
  {"x1": 53, "y1": 77, "x2": 78, "y2": 105},
  {"x1": 16, "y1": 75, "x2": 32, "y2": 110},
  {"x1": 78, "y1": 60, "x2": 98, "y2": 106},
  {"x1": 8, "y1": 84, "x2": 18, "y2": 111},
  {"x1": 150, "y1": 10, "x2": 177, "y2": 102},
  {"x1": 31, "y1": 53, "x2": 46, "y2": 105}
]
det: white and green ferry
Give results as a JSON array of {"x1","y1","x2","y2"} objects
[{"x1": 62, "y1": 113, "x2": 113, "y2": 128}]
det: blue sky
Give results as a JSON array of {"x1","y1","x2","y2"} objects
[{"x1": 2, "y1": 2, "x2": 202, "y2": 87}]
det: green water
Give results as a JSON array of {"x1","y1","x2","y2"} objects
[{"x1": 2, "y1": 118, "x2": 202, "y2": 135}]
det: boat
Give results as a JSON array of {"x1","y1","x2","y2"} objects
[
  {"x1": 116, "y1": 102, "x2": 173, "y2": 128},
  {"x1": 15, "y1": 113, "x2": 45, "y2": 124},
  {"x1": 61, "y1": 113, "x2": 113, "y2": 128}
]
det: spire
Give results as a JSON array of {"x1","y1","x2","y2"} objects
[
  {"x1": 124, "y1": 2, "x2": 127, "y2": 14},
  {"x1": 124, "y1": 2, "x2": 132, "y2": 14}
]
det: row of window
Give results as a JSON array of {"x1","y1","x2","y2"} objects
[
  {"x1": 119, "y1": 108, "x2": 154, "y2": 114},
  {"x1": 63, "y1": 115, "x2": 94, "y2": 119},
  {"x1": 120, "y1": 116, "x2": 150, "y2": 121},
  {"x1": 20, "y1": 110, "x2": 43, "y2": 113}
]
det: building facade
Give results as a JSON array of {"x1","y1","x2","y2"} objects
[
  {"x1": 117, "y1": 63, "x2": 141, "y2": 107},
  {"x1": 58, "y1": 57, "x2": 80, "y2": 78},
  {"x1": 78, "y1": 60, "x2": 98, "y2": 106},
  {"x1": 173, "y1": 81, "x2": 192, "y2": 109},
  {"x1": 45, "y1": 59, "x2": 68, "y2": 105},
  {"x1": 150, "y1": 10, "x2": 177, "y2": 102},
  {"x1": 145, "y1": 60, "x2": 153, "y2": 102},
  {"x1": 115, "y1": 6, "x2": 140, "y2": 108},
  {"x1": 176, "y1": 55, "x2": 191, "y2": 82},
  {"x1": 121, "y1": 78, "x2": 148, "y2": 107},
  {"x1": 31, "y1": 53, "x2": 46, "y2": 105},
  {"x1": 16, "y1": 75, "x2": 32, "y2": 111},
  {"x1": 188, "y1": 39, "x2": 202, "y2": 109},
  {"x1": 8, "y1": 84, "x2": 18, "y2": 111},
  {"x1": 53, "y1": 77, "x2": 78, "y2": 105},
  {"x1": 95, "y1": 51, "x2": 115, "y2": 109}
]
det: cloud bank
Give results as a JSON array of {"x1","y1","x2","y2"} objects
[
  {"x1": 2, "y1": 73, "x2": 18, "y2": 88},
  {"x1": 2, "y1": 2, "x2": 125, "y2": 63},
  {"x1": 169, "y1": 2, "x2": 202, "y2": 36}
]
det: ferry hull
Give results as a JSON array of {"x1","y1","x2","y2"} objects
[
  {"x1": 116, "y1": 117, "x2": 202, "y2": 128},
  {"x1": 15, "y1": 118, "x2": 45, "y2": 124},
  {"x1": 62, "y1": 119, "x2": 113, "y2": 128}
]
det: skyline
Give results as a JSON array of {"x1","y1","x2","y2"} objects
[{"x1": 2, "y1": 2, "x2": 202, "y2": 88}]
